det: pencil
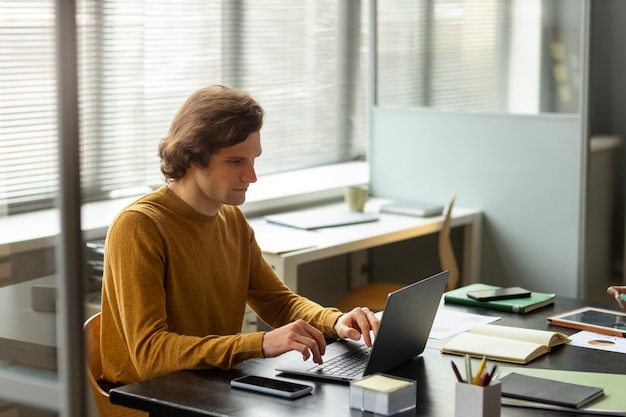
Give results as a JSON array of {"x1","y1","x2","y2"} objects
[
  {"x1": 472, "y1": 355, "x2": 487, "y2": 385},
  {"x1": 479, "y1": 372, "x2": 490, "y2": 387},
  {"x1": 464, "y1": 355, "x2": 472, "y2": 384}
]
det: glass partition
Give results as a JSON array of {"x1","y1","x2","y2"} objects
[
  {"x1": 0, "y1": 0, "x2": 87, "y2": 415},
  {"x1": 376, "y1": 0, "x2": 583, "y2": 114},
  {"x1": 0, "y1": 0, "x2": 61, "y2": 413}
]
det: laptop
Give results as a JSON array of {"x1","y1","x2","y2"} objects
[
  {"x1": 265, "y1": 206, "x2": 379, "y2": 230},
  {"x1": 275, "y1": 270, "x2": 449, "y2": 382}
]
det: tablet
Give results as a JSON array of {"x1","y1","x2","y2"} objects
[{"x1": 547, "y1": 306, "x2": 626, "y2": 337}]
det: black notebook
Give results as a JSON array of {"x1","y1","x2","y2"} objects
[{"x1": 500, "y1": 372, "x2": 605, "y2": 409}]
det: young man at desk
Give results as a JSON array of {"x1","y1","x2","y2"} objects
[{"x1": 100, "y1": 85, "x2": 380, "y2": 385}]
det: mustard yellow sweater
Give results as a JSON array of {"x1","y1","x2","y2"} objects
[{"x1": 101, "y1": 186, "x2": 342, "y2": 385}]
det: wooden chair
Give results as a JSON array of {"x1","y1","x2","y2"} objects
[
  {"x1": 334, "y1": 195, "x2": 459, "y2": 312},
  {"x1": 439, "y1": 194, "x2": 459, "y2": 291},
  {"x1": 84, "y1": 313, "x2": 148, "y2": 417}
]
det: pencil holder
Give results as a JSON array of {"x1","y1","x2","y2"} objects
[{"x1": 454, "y1": 382, "x2": 501, "y2": 417}]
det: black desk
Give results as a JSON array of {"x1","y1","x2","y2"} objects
[{"x1": 111, "y1": 296, "x2": 626, "y2": 416}]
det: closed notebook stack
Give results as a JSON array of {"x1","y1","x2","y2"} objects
[
  {"x1": 379, "y1": 200, "x2": 444, "y2": 217},
  {"x1": 499, "y1": 372, "x2": 604, "y2": 409},
  {"x1": 444, "y1": 283, "x2": 555, "y2": 314},
  {"x1": 498, "y1": 367, "x2": 626, "y2": 415}
]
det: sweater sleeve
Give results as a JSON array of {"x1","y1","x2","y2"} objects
[{"x1": 243, "y1": 220, "x2": 343, "y2": 338}]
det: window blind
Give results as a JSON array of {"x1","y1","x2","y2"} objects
[
  {"x1": 226, "y1": 0, "x2": 367, "y2": 174},
  {"x1": 78, "y1": 0, "x2": 225, "y2": 202},
  {"x1": 377, "y1": 0, "x2": 543, "y2": 113},
  {"x1": 0, "y1": 1, "x2": 58, "y2": 214},
  {"x1": 2, "y1": 0, "x2": 368, "y2": 215}
]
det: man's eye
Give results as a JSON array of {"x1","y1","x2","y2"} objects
[{"x1": 230, "y1": 159, "x2": 242, "y2": 164}]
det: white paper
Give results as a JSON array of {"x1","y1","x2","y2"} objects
[
  {"x1": 567, "y1": 330, "x2": 626, "y2": 354},
  {"x1": 251, "y1": 221, "x2": 319, "y2": 254},
  {"x1": 429, "y1": 308, "x2": 500, "y2": 339}
]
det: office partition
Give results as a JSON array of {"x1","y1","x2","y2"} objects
[{"x1": 370, "y1": 108, "x2": 584, "y2": 297}]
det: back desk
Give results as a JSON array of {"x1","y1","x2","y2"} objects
[{"x1": 111, "y1": 295, "x2": 626, "y2": 417}]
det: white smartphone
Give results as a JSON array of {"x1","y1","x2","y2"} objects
[
  {"x1": 466, "y1": 286, "x2": 531, "y2": 302},
  {"x1": 230, "y1": 375, "x2": 313, "y2": 399}
]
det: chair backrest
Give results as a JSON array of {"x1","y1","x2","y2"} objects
[
  {"x1": 335, "y1": 194, "x2": 459, "y2": 311},
  {"x1": 84, "y1": 312, "x2": 147, "y2": 417},
  {"x1": 439, "y1": 194, "x2": 459, "y2": 291}
]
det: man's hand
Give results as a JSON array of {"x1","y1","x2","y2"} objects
[
  {"x1": 607, "y1": 286, "x2": 626, "y2": 310},
  {"x1": 262, "y1": 319, "x2": 327, "y2": 364},
  {"x1": 334, "y1": 307, "x2": 380, "y2": 347}
]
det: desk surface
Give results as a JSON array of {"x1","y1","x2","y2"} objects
[
  {"x1": 111, "y1": 296, "x2": 626, "y2": 417},
  {"x1": 249, "y1": 200, "x2": 482, "y2": 292}
]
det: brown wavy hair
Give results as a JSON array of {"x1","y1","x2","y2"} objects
[{"x1": 158, "y1": 85, "x2": 264, "y2": 182}]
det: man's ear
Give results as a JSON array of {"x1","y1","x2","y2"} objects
[{"x1": 188, "y1": 161, "x2": 206, "y2": 170}]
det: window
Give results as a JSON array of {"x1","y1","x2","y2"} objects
[
  {"x1": 2, "y1": 0, "x2": 577, "y2": 217},
  {"x1": 1, "y1": 0, "x2": 368, "y2": 215},
  {"x1": 0, "y1": 2, "x2": 58, "y2": 215},
  {"x1": 376, "y1": 0, "x2": 576, "y2": 115}
]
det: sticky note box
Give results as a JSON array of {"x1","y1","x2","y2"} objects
[{"x1": 349, "y1": 374, "x2": 417, "y2": 416}]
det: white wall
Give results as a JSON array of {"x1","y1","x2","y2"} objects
[{"x1": 370, "y1": 108, "x2": 585, "y2": 297}]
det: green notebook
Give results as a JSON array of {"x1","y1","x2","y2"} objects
[{"x1": 444, "y1": 283, "x2": 555, "y2": 314}]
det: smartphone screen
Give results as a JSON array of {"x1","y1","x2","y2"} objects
[
  {"x1": 230, "y1": 375, "x2": 313, "y2": 399},
  {"x1": 466, "y1": 287, "x2": 531, "y2": 302}
]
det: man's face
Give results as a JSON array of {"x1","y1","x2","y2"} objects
[{"x1": 190, "y1": 131, "x2": 262, "y2": 212}]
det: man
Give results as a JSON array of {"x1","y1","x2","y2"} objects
[{"x1": 100, "y1": 85, "x2": 379, "y2": 385}]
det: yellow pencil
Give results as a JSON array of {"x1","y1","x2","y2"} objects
[{"x1": 472, "y1": 355, "x2": 487, "y2": 385}]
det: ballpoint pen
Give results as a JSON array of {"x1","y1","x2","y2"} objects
[
  {"x1": 484, "y1": 364, "x2": 497, "y2": 386},
  {"x1": 451, "y1": 361, "x2": 465, "y2": 383}
]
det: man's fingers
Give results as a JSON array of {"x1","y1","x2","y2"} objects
[
  {"x1": 262, "y1": 320, "x2": 327, "y2": 363},
  {"x1": 352, "y1": 307, "x2": 379, "y2": 346},
  {"x1": 290, "y1": 320, "x2": 325, "y2": 363}
]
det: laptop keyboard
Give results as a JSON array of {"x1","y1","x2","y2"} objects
[{"x1": 307, "y1": 344, "x2": 371, "y2": 378}]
